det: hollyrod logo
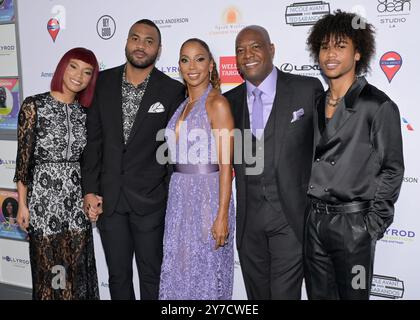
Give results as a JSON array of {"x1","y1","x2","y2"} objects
[
  {"x1": 371, "y1": 275, "x2": 404, "y2": 299},
  {"x1": 219, "y1": 56, "x2": 243, "y2": 85},
  {"x1": 159, "y1": 65, "x2": 182, "y2": 81},
  {"x1": 285, "y1": 1, "x2": 330, "y2": 26},
  {"x1": 0, "y1": 158, "x2": 16, "y2": 169},
  {"x1": 381, "y1": 227, "x2": 415, "y2": 245},
  {"x1": 402, "y1": 117, "x2": 414, "y2": 131},
  {"x1": 2, "y1": 255, "x2": 30, "y2": 267},
  {"x1": 380, "y1": 51, "x2": 402, "y2": 83}
]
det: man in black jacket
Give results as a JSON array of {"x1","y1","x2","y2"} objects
[
  {"x1": 82, "y1": 19, "x2": 184, "y2": 300},
  {"x1": 305, "y1": 11, "x2": 404, "y2": 300},
  {"x1": 224, "y1": 25, "x2": 323, "y2": 299}
]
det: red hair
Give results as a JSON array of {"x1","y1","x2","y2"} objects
[{"x1": 50, "y1": 47, "x2": 99, "y2": 107}]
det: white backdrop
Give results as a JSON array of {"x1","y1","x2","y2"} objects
[{"x1": 0, "y1": 0, "x2": 418, "y2": 300}]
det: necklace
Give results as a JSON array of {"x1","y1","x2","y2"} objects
[
  {"x1": 326, "y1": 91, "x2": 344, "y2": 108},
  {"x1": 180, "y1": 97, "x2": 199, "y2": 120},
  {"x1": 175, "y1": 97, "x2": 199, "y2": 142}
]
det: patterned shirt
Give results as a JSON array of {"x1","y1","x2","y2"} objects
[{"x1": 121, "y1": 68, "x2": 150, "y2": 143}]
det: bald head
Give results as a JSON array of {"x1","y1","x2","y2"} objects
[
  {"x1": 235, "y1": 25, "x2": 275, "y2": 86},
  {"x1": 236, "y1": 25, "x2": 271, "y2": 47}
]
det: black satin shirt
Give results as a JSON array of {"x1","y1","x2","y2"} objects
[{"x1": 308, "y1": 77, "x2": 404, "y2": 237}]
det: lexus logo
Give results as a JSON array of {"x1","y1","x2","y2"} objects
[
  {"x1": 281, "y1": 63, "x2": 294, "y2": 73},
  {"x1": 280, "y1": 63, "x2": 321, "y2": 73}
]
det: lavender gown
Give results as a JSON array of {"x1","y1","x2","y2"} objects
[{"x1": 159, "y1": 85, "x2": 235, "y2": 300}]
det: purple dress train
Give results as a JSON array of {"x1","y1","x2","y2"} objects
[{"x1": 159, "y1": 85, "x2": 235, "y2": 300}]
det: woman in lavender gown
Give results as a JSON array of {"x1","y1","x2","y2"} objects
[{"x1": 159, "y1": 38, "x2": 235, "y2": 300}]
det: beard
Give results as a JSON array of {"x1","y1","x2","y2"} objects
[{"x1": 125, "y1": 47, "x2": 159, "y2": 69}]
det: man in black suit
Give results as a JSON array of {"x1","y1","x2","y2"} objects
[
  {"x1": 82, "y1": 19, "x2": 184, "y2": 300},
  {"x1": 305, "y1": 11, "x2": 404, "y2": 299},
  {"x1": 224, "y1": 25, "x2": 323, "y2": 299}
]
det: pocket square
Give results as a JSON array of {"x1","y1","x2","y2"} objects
[
  {"x1": 291, "y1": 108, "x2": 305, "y2": 123},
  {"x1": 148, "y1": 102, "x2": 165, "y2": 113}
]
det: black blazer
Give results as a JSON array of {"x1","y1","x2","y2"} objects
[
  {"x1": 308, "y1": 77, "x2": 404, "y2": 239},
  {"x1": 81, "y1": 65, "x2": 185, "y2": 216},
  {"x1": 224, "y1": 69, "x2": 324, "y2": 247}
]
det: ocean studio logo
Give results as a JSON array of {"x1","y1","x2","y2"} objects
[
  {"x1": 97, "y1": 15, "x2": 116, "y2": 40},
  {"x1": 377, "y1": 0, "x2": 412, "y2": 28},
  {"x1": 285, "y1": 1, "x2": 330, "y2": 26},
  {"x1": 380, "y1": 51, "x2": 402, "y2": 83},
  {"x1": 280, "y1": 62, "x2": 321, "y2": 77},
  {"x1": 381, "y1": 227, "x2": 415, "y2": 245},
  {"x1": 210, "y1": 6, "x2": 246, "y2": 36},
  {"x1": 371, "y1": 275, "x2": 404, "y2": 299},
  {"x1": 401, "y1": 117, "x2": 414, "y2": 131},
  {"x1": 219, "y1": 56, "x2": 243, "y2": 86}
]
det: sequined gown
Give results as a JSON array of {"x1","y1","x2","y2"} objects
[
  {"x1": 14, "y1": 93, "x2": 99, "y2": 300},
  {"x1": 159, "y1": 85, "x2": 235, "y2": 300}
]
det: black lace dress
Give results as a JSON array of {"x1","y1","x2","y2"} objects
[{"x1": 14, "y1": 93, "x2": 99, "y2": 300}]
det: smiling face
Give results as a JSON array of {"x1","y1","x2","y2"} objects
[
  {"x1": 235, "y1": 27, "x2": 275, "y2": 87},
  {"x1": 125, "y1": 23, "x2": 161, "y2": 69},
  {"x1": 318, "y1": 35, "x2": 360, "y2": 82},
  {"x1": 179, "y1": 41, "x2": 214, "y2": 90},
  {"x1": 61, "y1": 59, "x2": 93, "y2": 95}
]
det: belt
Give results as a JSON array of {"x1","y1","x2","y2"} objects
[
  {"x1": 311, "y1": 199, "x2": 372, "y2": 214},
  {"x1": 174, "y1": 164, "x2": 219, "y2": 174}
]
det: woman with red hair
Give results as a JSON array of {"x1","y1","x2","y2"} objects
[{"x1": 14, "y1": 47, "x2": 100, "y2": 300}]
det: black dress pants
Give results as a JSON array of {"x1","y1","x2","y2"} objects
[
  {"x1": 96, "y1": 192, "x2": 165, "y2": 300},
  {"x1": 304, "y1": 201, "x2": 377, "y2": 300},
  {"x1": 239, "y1": 199, "x2": 303, "y2": 300}
]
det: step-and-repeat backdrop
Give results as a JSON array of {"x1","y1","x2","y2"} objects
[{"x1": 0, "y1": 0, "x2": 418, "y2": 300}]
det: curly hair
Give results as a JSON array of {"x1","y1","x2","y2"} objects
[
  {"x1": 180, "y1": 38, "x2": 221, "y2": 91},
  {"x1": 307, "y1": 10, "x2": 376, "y2": 76}
]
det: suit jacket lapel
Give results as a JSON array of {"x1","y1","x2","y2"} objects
[
  {"x1": 273, "y1": 71, "x2": 293, "y2": 168},
  {"x1": 109, "y1": 65, "x2": 124, "y2": 144},
  {"x1": 314, "y1": 94, "x2": 326, "y2": 145},
  {"x1": 320, "y1": 77, "x2": 367, "y2": 144},
  {"x1": 126, "y1": 67, "x2": 159, "y2": 145}
]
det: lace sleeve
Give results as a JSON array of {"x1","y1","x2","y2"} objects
[{"x1": 14, "y1": 97, "x2": 37, "y2": 185}]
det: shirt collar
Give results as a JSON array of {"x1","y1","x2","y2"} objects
[
  {"x1": 122, "y1": 64, "x2": 151, "y2": 88},
  {"x1": 246, "y1": 66, "x2": 277, "y2": 98}
]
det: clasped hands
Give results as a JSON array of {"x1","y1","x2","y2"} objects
[{"x1": 83, "y1": 193, "x2": 103, "y2": 223}]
